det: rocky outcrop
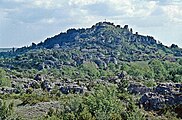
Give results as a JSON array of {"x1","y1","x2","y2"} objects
[
  {"x1": 94, "y1": 59, "x2": 107, "y2": 69},
  {"x1": 139, "y1": 92, "x2": 165, "y2": 110},
  {"x1": 139, "y1": 83, "x2": 182, "y2": 111},
  {"x1": 0, "y1": 87, "x2": 20, "y2": 94},
  {"x1": 117, "y1": 71, "x2": 127, "y2": 79},
  {"x1": 128, "y1": 83, "x2": 151, "y2": 95},
  {"x1": 4, "y1": 77, "x2": 88, "y2": 95},
  {"x1": 59, "y1": 85, "x2": 86, "y2": 94},
  {"x1": 34, "y1": 74, "x2": 44, "y2": 81}
]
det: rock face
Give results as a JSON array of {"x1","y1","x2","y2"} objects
[
  {"x1": 59, "y1": 85, "x2": 85, "y2": 94},
  {"x1": 128, "y1": 83, "x2": 151, "y2": 95},
  {"x1": 34, "y1": 74, "x2": 44, "y2": 81},
  {"x1": 117, "y1": 71, "x2": 127, "y2": 79},
  {"x1": 139, "y1": 83, "x2": 182, "y2": 111},
  {"x1": 0, "y1": 87, "x2": 20, "y2": 94},
  {"x1": 0, "y1": 77, "x2": 88, "y2": 95},
  {"x1": 140, "y1": 92, "x2": 165, "y2": 110}
]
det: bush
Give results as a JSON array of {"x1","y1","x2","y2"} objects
[
  {"x1": 143, "y1": 80, "x2": 156, "y2": 87},
  {"x1": 173, "y1": 75, "x2": 182, "y2": 82},
  {"x1": 0, "y1": 100, "x2": 14, "y2": 120},
  {"x1": 85, "y1": 85, "x2": 125, "y2": 120},
  {"x1": 149, "y1": 59, "x2": 167, "y2": 81},
  {"x1": 0, "y1": 68, "x2": 11, "y2": 87},
  {"x1": 20, "y1": 93, "x2": 50, "y2": 105},
  {"x1": 80, "y1": 62, "x2": 100, "y2": 78},
  {"x1": 44, "y1": 85, "x2": 127, "y2": 120}
]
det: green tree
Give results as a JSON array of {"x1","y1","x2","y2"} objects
[
  {"x1": 149, "y1": 59, "x2": 167, "y2": 81},
  {"x1": 173, "y1": 74, "x2": 182, "y2": 82},
  {"x1": 85, "y1": 85, "x2": 124, "y2": 120},
  {"x1": 179, "y1": 58, "x2": 182, "y2": 65},
  {"x1": 80, "y1": 62, "x2": 100, "y2": 78}
]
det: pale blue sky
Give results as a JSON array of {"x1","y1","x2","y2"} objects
[{"x1": 0, "y1": 0, "x2": 182, "y2": 48}]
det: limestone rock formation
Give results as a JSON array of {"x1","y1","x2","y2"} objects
[{"x1": 139, "y1": 83, "x2": 182, "y2": 111}]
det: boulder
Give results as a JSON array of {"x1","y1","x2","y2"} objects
[
  {"x1": 117, "y1": 71, "x2": 127, "y2": 79},
  {"x1": 108, "y1": 57, "x2": 118, "y2": 65},
  {"x1": 154, "y1": 85, "x2": 171, "y2": 95},
  {"x1": 73, "y1": 86, "x2": 84, "y2": 94},
  {"x1": 53, "y1": 44, "x2": 60, "y2": 49},
  {"x1": 154, "y1": 83, "x2": 181, "y2": 95},
  {"x1": 37, "y1": 63, "x2": 44, "y2": 71},
  {"x1": 0, "y1": 87, "x2": 20, "y2": 94},
  {"x1": 128, "y1": 83, "x2": 151, "y2": 95},
  {"x1": 60, "y1": 86, "x2": 70, "y2": 94},
  {"x1": 124, "y1": 25, "x2": 129, "y2": 30},
  {"x1": 140, "y1": 92, "x2": 165, "y2": 110},
  {"x1": 34, "y1": 74, "x2": 44, "y2": 81},
  {"x1": 44, "y1": 60, "x2": 55, "y2": 66},
  {"x1": 59, "y1": 84, "x2": 87, "y2": 94},
  {"x1": 108, "y1": 76, "x2": 118, "y2": 83},
  {"x1": 41, "y1": 80, "x2": 53, "y2": 92},
  {"x1": 94, "y1": 59, "x2": 107, "y2": 69},
  {"x1": 29, "y1": 80, "x2": 40, "y2": 89}
]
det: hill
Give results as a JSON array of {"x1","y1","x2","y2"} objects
[
  {"x1": 0, "y1": 22, "x2": 181, "y2": 119},
  {"x1": 15, "y1": 22, "x2": 182, "y2": 58},
  {"x1": 1, "y1": 22, "x2": 182, "y2": 71}
]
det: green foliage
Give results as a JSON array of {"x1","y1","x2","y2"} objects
[
  {"x1": 143, "y1": 80, "x2": 157, "y2": 87},
  {"x1": 0, "y1": 22, "x2": 182, "y2": 120},
  {"x1": 80, "y1": 62, "x2": 100, "y2": 78},
  {"x1": 44, "y1": 85, "x2": 137, "y2": 120},
  {"x1": 20, "y1": 93, "x2": 50, "y2": 105},
  {"x1": 85, "y1": 85, "x2": 125, "y2": 120},
  {"x1": 99, "y1": 69, "x2": 115, "y2": 79},
  {"x1": 118, "y1": 92, "x2": 146, "y2": 120},
  {"x1": 149, "y1": 60, "x2": 167, "y2": 81},
  {"x1": 173, "y1": 74, "x2": 182, "y2": 82},
  {"x1": 0, "y1": 100, "x2": 14, "y2": 120},
  {"x1": 179, "y1": 58, "x2": 182, "y2": 65},
  {"x1": 118, "y1": 79, "x2": 129, "y2": 93},
  {"x1": 61, "y1": 66, "x2": 76, "y2": 78},
  {"x1": 59, "y1": 96, "x2": 94, "y2": 120},
  {"x1": 163, "y1": 61, "x2": 182, "y2": 82},
  {"x1": 108, "y1": 63, "x2": 117, "y2": 72},
  {"x1": 126, "y1": 109, "x2": 145, "y2": 120},
  {"x1": 0, "y1": 68, "x2": 11, "y2": 87},
  {"x1": 127, "y1": 64, "x2": 144, "y2": 77},
  {"x1": 125, "y1": 62, "x2": 154, "y2": 79},
  {"x1": 43, "y1": 95, "x2": 95, "y2": 120}
]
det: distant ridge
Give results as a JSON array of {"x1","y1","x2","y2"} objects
[{"x1": 0, "y1": 48, "x2": 13, "y2": 52}]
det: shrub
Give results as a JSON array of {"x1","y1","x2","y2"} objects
[
  {"x1": 20, "y1": 93, "x2": 50, "y2": 105},
  {"x1": 143, "y1": 80, "x2": 156, "y2": 87},
  {"x1": 80, "y1": 62, "x2": 100, "y2": 78},
  {"x1": 85, "y1": 85, "x2": 125, "y2": 120},
  {"x1": 173, "y1": 75, "x2": 182, "y2": 82},
  {"x1": 0, "y1": 68, "x2": 11, "y2": 87},
  {"x1": 0, "y1": 100, "x2": 14, "y2": 120}
]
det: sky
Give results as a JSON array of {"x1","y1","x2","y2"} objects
[{"x1": 0, "y1": 0, "x2": 182, "y2": 48}]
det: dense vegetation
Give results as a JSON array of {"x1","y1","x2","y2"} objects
[{"x1": 0, "y1": 22, "x2": 181, "y2": 119}]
